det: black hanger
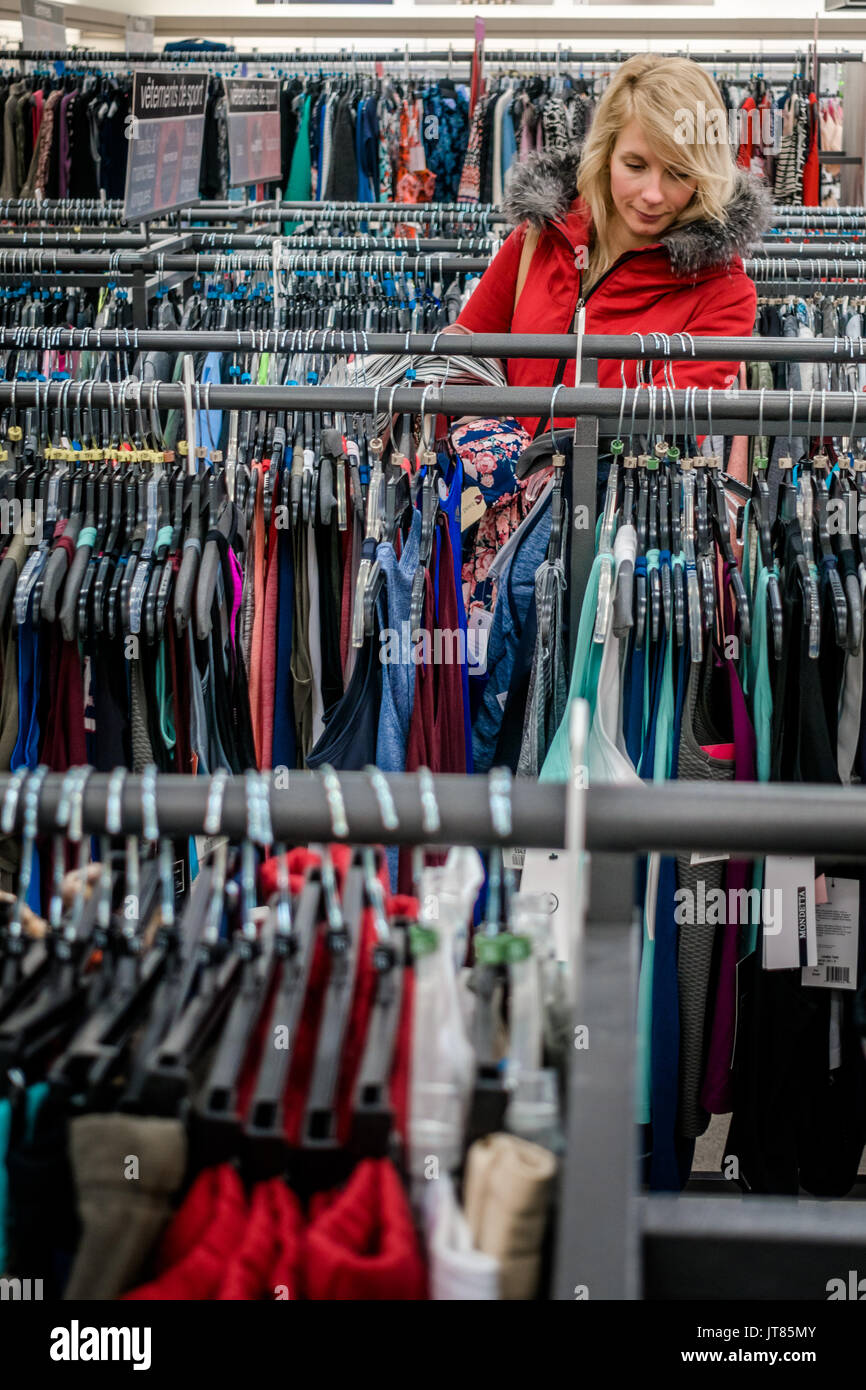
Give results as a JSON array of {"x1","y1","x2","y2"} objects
[{"x1": 243, "y1": 862, "x2": 323, "y2": 1179}]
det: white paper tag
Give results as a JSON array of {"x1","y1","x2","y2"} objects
[
  {"x1": 194, "y1": 834, "x2": 229, "y2": 875},
  {"x1": 467, "y1": 608, "x2": 493, "y2": 674},
  {"x1": 763, "y1": 855, "x2": 818, "y2": 970},
  {"x1": 801, "y1": 876, "x2": 859, "y2": 990},
  {"x1": 689, "y1": 849, "x2": 731, "y2": 866},
  {"x1": 520, "y1": 848, "x2": 573, "y2": 962},
  {"x1": 504, "y1": 846, "x2": 525, "y2": 872}
]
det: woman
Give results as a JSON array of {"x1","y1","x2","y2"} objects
[{"x1": 448, "y1": 54, "x2": 773, "y2": 451}]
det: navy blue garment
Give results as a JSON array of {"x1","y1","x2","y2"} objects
[
  {"x1": 422, "y1": 85, "x2": 470, "y2": 203},
  {"x1": 11, "y1": 588, "x2": 41, "y2": 772},
  {"x1": 623, "y1": 613, "x2": 646, "y2": 768},
  {"x1": 306, "y1": 606, "x2": 383, "y2": 772},
  {"x1": 360, "y1": 97, "x2": 379, "y2": 201},
  {"x1": 650, "y1": 853, "x2": 682, "y2": 1192},
  {"x1": 272, "y1": 527, "x2": 296, "y2": 770},
  {"x1": 435, "y1": 449, "x2": 473, "y2": 772},
  {"x1": 471, "y1": 494, "x2": 551, "y2": 773}
]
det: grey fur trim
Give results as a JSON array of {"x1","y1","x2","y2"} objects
[
  {"x1": 502, "y1": 145, "x2": 774, "y2": 273},
  {"x1": 502, "y1": 147, "x2": 581, "y2": 230}
]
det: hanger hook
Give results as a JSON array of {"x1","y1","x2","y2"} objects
[
  {"x1": 318, "y1": 764, "x2": 349, "y2": 840},
  {"x1": 417, "y1": 765, "x2": 440, "y2": 835},
  {"x1": 363, "y1": 765, "x2": 399, "y2": 831},
  {"x1": 549, "y1": 382, "x2": 566, "y2": 452}
]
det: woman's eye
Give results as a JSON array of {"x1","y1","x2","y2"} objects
[
  {"x1": 625, "y1": 161, "x2": 644, "y2": 171},
  {"x1": 667, "y1": 169, "x2": 689, "y2": 181}
]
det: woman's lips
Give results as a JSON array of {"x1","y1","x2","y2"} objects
[{"x1": 633, "y1": 209, "x2": 665, "y2": 224}]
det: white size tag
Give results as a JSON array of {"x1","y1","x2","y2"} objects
[
  {"x1": 194, "y1": 834, "x2": 229, "y2": 877},
  {"x1": 801, "y1": 876, "x2": 859, "y2": 991},
  {"x1": 504, "y1": 846, "x2": 525, "y2": 873},
  {"x1": 762, "y1": 855, "x2": 818, "y2": 970},
  {"x1": 467, "y1": 608, "x2": 493, "y2": 674},
  {"x1": 520, "y1": 847, "x2": 584, "y2": 963},
  {"x1": 689, "y1": 849, "x2": 731, "y2": 866}
]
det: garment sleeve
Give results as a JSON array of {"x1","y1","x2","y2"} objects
[{"x1": 454, "y1": 225, "x2": 527, "y2": 335}]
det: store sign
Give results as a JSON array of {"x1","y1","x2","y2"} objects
[
  {"x1": 124, "y1": 71, "x2": 206, "y2": 224},
  {"x1": 20, "y1": 0, "x2": 66, "y2": 48},
  {"x1": 126, "y1": 16, "x2": 154, "y2": 53},
  {"x1": 224, "y1": 79, "x2": 282, "y2": 187}
]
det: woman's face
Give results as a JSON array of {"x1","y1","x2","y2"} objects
[{"x1": 608, "y1": 118, "x2": 698, "y2": 243}]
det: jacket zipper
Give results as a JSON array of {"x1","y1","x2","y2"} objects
[{"x1": 537, "y1": 244, "x2": 659, "y2": 438}]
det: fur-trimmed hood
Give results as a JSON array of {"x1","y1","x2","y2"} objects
[{"x1": 502, "y1": 146, "x2": 773, "y2": 276}]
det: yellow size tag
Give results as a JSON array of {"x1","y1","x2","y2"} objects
[{"x1": 7, "y1": 426, "x2": 22, "y2": 442}]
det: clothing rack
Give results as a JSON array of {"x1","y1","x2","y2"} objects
[
  {"x1": 5, "y1": 327, "x2": 866, "y2": 364},
  {"x1": 0, "y1": 381, "x2": 858, "y2": 433},
  {"x1": 0, "y1": 769, "x2": 863, "y2": 859},
  {"x1": 1, "y1": 767, "x2": 863, "y2": 1301},
  {"x1": 11, "y1": 48, "x2": 851, "y2": 66},
  {"x1": 0, "y1": 249, "x2": 857, "y2": 284}
]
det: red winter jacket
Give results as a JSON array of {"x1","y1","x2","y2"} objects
[{"x1": 455, "y1": 148, "x2": 773, "y2": 439}]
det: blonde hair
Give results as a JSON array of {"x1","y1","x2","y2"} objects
[{"x1": 577, "y1": 55, "x2": 737, "y2": 284}]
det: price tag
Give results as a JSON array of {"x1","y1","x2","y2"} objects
[
  {"x1": 802, "y1": 877, "x2": 859, "y2": 991},
  {"x1": 762, "y1": 855, "x2": 818, "y2": 970}
]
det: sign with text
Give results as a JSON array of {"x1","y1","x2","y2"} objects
[
  {"x1": 124, "y1": 71, "x2": 206, "y2": 223},
  {"x1": 126, "y1": 15, "x2": 154, "y2": 53},
  {"x1": 225, "y1": 78, "x2": 282, "y2": 188},
  {"x1": 20, "y1": 0, "x2": 65, "y2": 48}
]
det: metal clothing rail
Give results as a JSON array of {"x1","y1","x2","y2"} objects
[
  {"x1": 0, "y1": 233, "x2": 501, "y2": 255},
  {"x1": 1, "y1": 770, "x2": 865, "y2": 859},
  {"x1": 10, "y1": 327, "x2": 866, "y2": 364},
  {"x1": 12, "y1": 47, "x2": 849, "y2": 65},
  {"x1": 0, "y1": 381, "x2": 861, "y2": 435},
  {"x1": 0, "y1": 250, "x2": 491, "y2": 274},
  {"x1": 0, "y1": 249, "x2": 862, "y2": 280},
  {"x1": 5, "y1": 230, "x2": 858, "y2": 259}
]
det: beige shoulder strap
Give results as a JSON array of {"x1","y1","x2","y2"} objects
[{"x1": 513, "y1": 225, "x2": 540, "y2": 318}]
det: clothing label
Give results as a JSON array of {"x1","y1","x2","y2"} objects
[
  {"x1": 520, "y1": 848, "x2": 578, "y2": 962},
  {"x1": 467, "y1": 608, "x2": 493, "y2": 674},
  {"x1": 689, "y1": 849, "x2": 731, "y2": 866},
  {"x1": 461, "y1": 486, "x2": 486, "y2": 531},
  {"x1": 173, "y1": 859, "x2": 185, "y2": 897},
  {"x1": 504, "y1": 847, "x2": 525, "y2": 872},
  {"x1": 194, "y1": 834, "x2": 229, "y2": 874},
  {"x1": 801, "y1": 876, "x2": 859, "y2": 990},
  {"x1": 762, "y1": 855, "x2": 817, "y2": 970}
]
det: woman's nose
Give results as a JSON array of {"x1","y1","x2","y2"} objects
[{"x1": 640, "y1": 173, "x2": 665, "y2": 204}]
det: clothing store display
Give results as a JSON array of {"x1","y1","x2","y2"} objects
[{"x1": 0, "y1": 31, "x2": 865, "y2": 1320}]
